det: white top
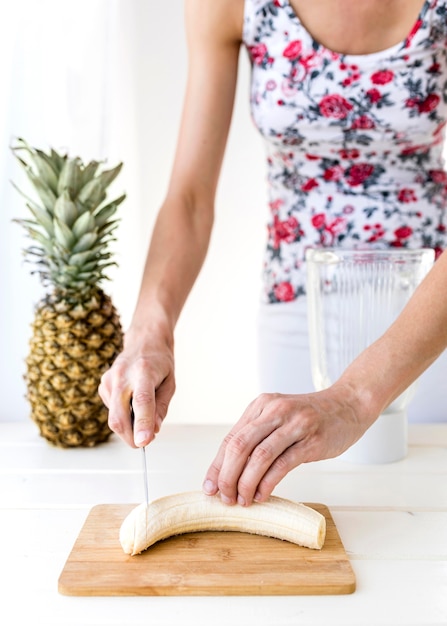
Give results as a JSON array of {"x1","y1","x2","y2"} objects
[{"x1": 243, "y1": 0, "x2": 447, "y2": 302}]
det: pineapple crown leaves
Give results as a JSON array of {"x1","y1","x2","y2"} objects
[{"x1": 11, "y1": 138, "x2": 126, "y2": 293}]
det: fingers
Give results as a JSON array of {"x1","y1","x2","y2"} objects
[
  {"x1": 131, "y1": 389, "x2": 156, "y2": 447},
  {"x1": 202, "y1": 397, "x2": 264, "y2": 500},
  {"x1": 99, "y1": 352, "x2": 176, "y2": 449},
  {"x1": 238, "y1": 440, "x2": 302, "y2": 504},
  {"x1": 203, "y1": 394, "x2": 304, "y2": 506},
  {"x1": 99, "y1": 365, "x2": 134, "y2": 447}
]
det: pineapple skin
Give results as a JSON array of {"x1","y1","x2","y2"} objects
[
  {"x1": 12, "y1": 138, "x2": 127, "y2": 447},
  {"x1": 25, "y1": 287, "x2": 123, "y2": 448}
]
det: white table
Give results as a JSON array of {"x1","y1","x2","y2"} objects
[{"x1": 1, "y1": 421, "x2": 446, "y2": 626}]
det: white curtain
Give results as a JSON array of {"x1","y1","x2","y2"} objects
[
  {"x1": 0, "y1": 0, "x2": 266, "y2": 424},
  {"x1": 0, "y1": 0, "x2": 146, "y2": 420}
]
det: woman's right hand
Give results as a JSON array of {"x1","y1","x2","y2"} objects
[{"x1": 98, "y1": 330, "x2": 176, "y2": 449}]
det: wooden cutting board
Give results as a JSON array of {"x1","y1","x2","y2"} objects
[{"x1": 58, "y1": 503, "x2": 355, "y2": 596}]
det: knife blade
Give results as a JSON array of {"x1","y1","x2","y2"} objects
[{"x1": 130, "y1": 401, "x2": 150, "y2": 507}]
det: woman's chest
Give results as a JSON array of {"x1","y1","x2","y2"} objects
[
  {"x1": 287, "y1": 0, "x2": 427, "y2": 56},
  {"x1": 244, "y1": 0, "x2": 447, "y2": 148}
]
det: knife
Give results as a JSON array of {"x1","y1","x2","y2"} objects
[{"x1": 130, "y1": 400, "x2": 150, "y2": 508}]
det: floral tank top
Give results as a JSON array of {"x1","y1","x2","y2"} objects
[{"x1": 243, "y1": 0, "x2": 447, "y2": 303}]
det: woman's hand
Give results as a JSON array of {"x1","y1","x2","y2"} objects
[
  {"x1": 98, "y1": 332, "x2": 175, "y2": 449},
  {"x1": 202, "y1": 384, "x2": 373, "y2": 506}
]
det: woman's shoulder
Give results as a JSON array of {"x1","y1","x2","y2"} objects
[{"x1": 185, "y1": 0, "x2": 245, "y2": 44}]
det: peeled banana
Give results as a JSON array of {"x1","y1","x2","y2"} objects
[{"x1": 119, "y1": 491, "x2": 326, "y2": 555}]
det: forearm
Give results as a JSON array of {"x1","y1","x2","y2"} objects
[
  {"x1": 126, "y1": 2, "x2": 241, "y2": 349},
  {"x1": 127, "y1": 192, "x2": 214, "y2": 347},
  {"x1": 337, "y1": 250, "x2": 447, "y2": 422}
]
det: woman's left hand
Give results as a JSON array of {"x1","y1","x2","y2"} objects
[{"x1": 202, "y1": 386, "x2": 371, "y2": 506}]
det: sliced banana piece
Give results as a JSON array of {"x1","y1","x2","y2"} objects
[{"x1": 120, "y1": 491, "x2": 326, "y2": 555}]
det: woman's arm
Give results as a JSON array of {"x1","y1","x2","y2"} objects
[
  {"x1": 203, "y1": 249, "x2": 447, "y2": 506},
  {"x1": 339, "y1": 248, "x2": 447, "y2": 415},
  {"x1": 99, "y1": 0, "x2": 244, "y2": 448}
]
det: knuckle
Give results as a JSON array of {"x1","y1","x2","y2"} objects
[
  {"x1": 227, "y1": 434, "x2": 249, "y2": 455},
  {"x1": 252, "y1": 443, "x2": 274, "y2": 463},
  {"x1": 268, "y1": 397, "x2": 288, "y2": 415},
  {"x1": 217, "y1": 477, "x2": 234, "y2": 494},
  {"x1": 223, "y1": 433, "x2": 234, "y2": 447},
  {"x1": 256, "y1": 392, "x2": 275, "y2": 406},
  {"x1": 108, "y1": 415, "x2": 124, "y2": 435},
  {"x1": 111, "y1": 358, "x2": 129, "y2": 380},
  {"x1": 132, "y1": 390, "x2": 154, "y2": 407},
  {"x1": 207, "y1": 461, "x2": 222, "y2": 478},
  {"x1": 156, "y1": 401, "x2": 170, "y2": 419},
  {"x1": 237, "y1": 477, "x2": 254, "y2": 494},
  {"x1": 258, "y1": 471, "x2": 279, "y2": 494},
  {"x1": 271, "y1": 454, "x2": 290, "y2": 473}
]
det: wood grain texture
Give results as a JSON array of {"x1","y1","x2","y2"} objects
[{"x1": 58, "y1": 503, "x2": 356, "y2": 596}]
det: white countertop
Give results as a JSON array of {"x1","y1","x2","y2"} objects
[{"x1": 1, "y1": 421, "x2": 446, "y2": 626}]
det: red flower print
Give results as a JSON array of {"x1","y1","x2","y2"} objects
[
  {"x1": 405, "y1": 98, "x2": 420, "y2": 109},
  {"x1": 323, "y1": 165, "x2": 344, "y2": 181},
  {"x1": 428, "y1": 62, "x2": 441, "y2": 74},
  {"x1": 429, "y1": 169, "x2": 447, "y2": 184},
  {"x1": 283, "y1": 40, "x2": 302, "y2": 60},
  {"x1": 301, "y1": 178, "x2": 319, "y2": 192},
  {"x1": 326, "y1": 216, "x2": 347, "y2": 236},
  {"x1": 311, "y1": 214, "x2": 347, "y2": 244},
  {"x1": 300, "y1": 51, "x2": 322, "y2": 70},
  {"x1": 269, "y1": 215, "x2": 303, "y2": 249},
  {"x1": 311, "y1": 213, "x2": 326, "y2": 229},
  {"x1": 274, "y1": 281, "x2": 295, "y2": 302},
  {"x1": 418, "y1": 93, "x2": 440, "y2": 113},
  {"x1": 249, "y1": 43, "x2": 268, "y2": 65},
  {"x1": 351, "y1": 115, "x2": 375, "y2": 130},
  {"x1": 339, "y1": 148, "x2": 360, "y2": 159},
  {"x1": 269, "y1": 199, "x2": 284, "y2": 214},
  {"x1": 400, "y1": 142, "x2": 430, "y2": 156},
  {"x1": 397, "y1": 188, "x2": 417, "y2": 203},
  {"x1": 394, "y1": 226, "x2": 413, "y2": 240},
  {"x1": 364, "y1": 223, "x2": 385, "y2": 243},
  {"x1": 370, "y1": 69, "x2": 394, "y2": 85},
  {"x1": 366, "y1": 88, "x2": 382, "y2": 103},
  {"x1": 319, "y1": 94, "x2": 353, "y2": 119},
  {"x1": 346, "y1": 163, "x2": 375, "y2": 186},
  {"x1": 433, "y1": 121, "x2": 447, "y2": 138},
  {"x1": 405, "y1": 18, "x2": 423, "y2": 48}
]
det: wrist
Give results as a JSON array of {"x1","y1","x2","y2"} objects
[
  {"x1": 330, "y1": 374, "x2": 382, "y2": 431},
  {"x1": 125, "y1": 305, "x2": 175, "y2": 353}
]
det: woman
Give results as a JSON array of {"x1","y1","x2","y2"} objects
[{"x1": 99, "y1": 0, "x2": 447, "y2": 506}]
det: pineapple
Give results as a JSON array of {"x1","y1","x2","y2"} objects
[{"x1": 12, "y1": 138, "x2": 125, "y2": 447}]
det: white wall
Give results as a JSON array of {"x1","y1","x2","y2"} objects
[{"x1": 0, "y1": 1, "x2": 267, "y2": 425}]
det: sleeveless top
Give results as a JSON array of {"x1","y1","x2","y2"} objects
[{"x1": 243, "y1": 0, "x2": 447, "y2": 303}]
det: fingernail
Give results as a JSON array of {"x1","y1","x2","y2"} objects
[
  {"x1": 202, "y1": 479, "x2": 216, "y2": 494},
  {"x1": 253, "y1": 491, "x2": 262, "y2": 502},
  {"x1": 237, "y1": 494, "x2": 246, "y2": 506},
  {"x1": 135, "y1": 430, "x2": 150, "y2": 446}
]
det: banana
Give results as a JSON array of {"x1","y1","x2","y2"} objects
[{"x1": 119, "y1": 491, "x2": 326, "y2": 555}]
